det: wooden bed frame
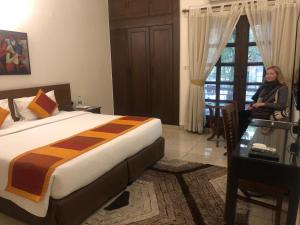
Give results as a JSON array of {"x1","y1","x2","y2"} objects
[{"x1": 0, "y1": 84, "x2": 165, "y2": 225}]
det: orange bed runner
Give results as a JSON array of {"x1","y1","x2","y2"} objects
[{"x1": 6, "y1": 116, "x2": 152, "y2": 202}]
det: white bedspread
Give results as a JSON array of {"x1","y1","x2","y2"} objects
[{"x1": 0, "y1": 111, "x2": 162, "y2": 217}]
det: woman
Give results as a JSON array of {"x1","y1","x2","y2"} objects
[{"x1": 240, "y1": 66, "x2": 288, "y2": 136}]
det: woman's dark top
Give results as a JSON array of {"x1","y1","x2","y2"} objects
[
  {"x1": 239, "y1": 80, "x2": 288, "y2": 137},
  {"x1": 252, "y1": 80, "x2": 288, "y2": 110}
]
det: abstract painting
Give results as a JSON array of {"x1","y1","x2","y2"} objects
[{"x1": 0, "y1": 30, "x2": 31, "y2": 75}]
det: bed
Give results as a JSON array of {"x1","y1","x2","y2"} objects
[{"x1": 0, "y1": 84, "x2": 165, "y2": 225}]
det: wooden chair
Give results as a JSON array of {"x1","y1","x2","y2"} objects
[
  {"x1": 222, "y1": 102, "x2": 287, "y2": 225},
  {"x1": 222, "y1": 102, "x2": 239, "y2": 161}
]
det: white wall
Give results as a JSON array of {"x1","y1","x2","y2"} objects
[{"x1": 0, "y1": 0, "x2": 113, "y2": 114}]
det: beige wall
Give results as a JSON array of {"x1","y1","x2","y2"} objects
[{"x1": 0, "y1": 0, "x2": 114, "y2": 114}]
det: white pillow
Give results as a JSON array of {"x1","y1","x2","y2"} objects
[
  {"x1": 14, "y1": 90, "x2": 59, "y2": 121},
  {"x1": 0, "y1": 99, "x2": 14, "y2": 129}
]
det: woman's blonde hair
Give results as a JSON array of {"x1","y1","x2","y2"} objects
[{"x1": 266, "y1": 66, "x2": 286, "y2": 85}]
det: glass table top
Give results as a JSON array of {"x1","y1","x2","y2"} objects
[{"x1": 236, "y1": 119, "x2": 300, "y2": 167}]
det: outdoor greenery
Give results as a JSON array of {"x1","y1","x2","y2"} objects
[
  {"x1": 221, "y1": 47, "x2": 235, "y2": 63},
  {"x1": 221, "y1": 66, "x2": 234, "y2": 82},
  {"x1": 206, "y1": 67, "x2": 217, "y2": 81},
  {"x1": 248, "y1": 46, "x2": 262, "y2": 62}
]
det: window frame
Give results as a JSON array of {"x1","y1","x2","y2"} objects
[{"x1": 205, "y1": 15, "x2": 265, "y2": 111}]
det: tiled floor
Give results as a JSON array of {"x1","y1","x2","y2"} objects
[
  {"x1": 163, "y1": 125, "x2": 228, "y2": 166},
  {"x1": 162, "y1": 125, "x2": 299, "y2": 225},
  {"x1": 0, "y1": 125, "x2": 299, "y2": 225}
]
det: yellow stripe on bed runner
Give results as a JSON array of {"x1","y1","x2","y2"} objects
[{"x1": 6, "y1": 116, "x2": 152, "y2": 202}]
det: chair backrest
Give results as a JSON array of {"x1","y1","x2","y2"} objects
[
  {"x1": 222, "y1": 103, "x2": 239, "y2": 162},
  {"x1": 232, "y1": 101, "x2": 240, "y2": 135}
]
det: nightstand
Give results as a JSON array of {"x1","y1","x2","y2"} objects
[{"x1": 75, "y1": 106, "x2": 101, "y2": 114}]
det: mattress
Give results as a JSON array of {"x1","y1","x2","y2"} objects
[{"x1": 0, "y1": 111, "x2": 162, "y2": 217}]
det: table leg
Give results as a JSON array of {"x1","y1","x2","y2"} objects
[
  {"x1": 207, "y1": 107, "x2": 216, "y2": 140},
  {"x1": 216, "y1": 108, "x2": 220, "y2": 147},
  {"x1": 225, "y1": 159, "x2": 238, "y2": 225},
  {"x1": 287, "y1": 188, "x2": 300, "y2": 225}
]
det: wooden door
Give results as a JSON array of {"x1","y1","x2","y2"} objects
[
  {"x1": 149, "y1": 0, "x2": 173, "y2": 16},
  {"x1": 108, "y1": 0, "x2": 127, "y2": 20},
  {"x1": 128, "y1": 27, "x2": 150, "y2": 116},
  {"x1": 127, "y1": 0, "x2": 149, "y2": 18},
  {"x1": 110, "y1": 29, "x2": 131, "y2": 115},
  {"x1": 150, "y1": 25, "x2": 176, "y2": 124}
]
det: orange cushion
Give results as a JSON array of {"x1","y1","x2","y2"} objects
[
  {"x1": 28, "y1": 89, "x2": 58, "y2": 118},
  {"x1": 0, "y1": 107, "x2": 9, "y2": 127}
]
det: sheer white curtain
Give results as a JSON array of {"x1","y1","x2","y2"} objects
[
  {"x1": 185, "y1": 4, "x2": 242, "y2": 133},
  {"x1": 245, "y1": 0, "x2": 300, "y2": 85}
]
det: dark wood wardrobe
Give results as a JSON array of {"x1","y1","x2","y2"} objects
[{"x1": 108, "y1": 0, "x2": 180, "y2": 125}]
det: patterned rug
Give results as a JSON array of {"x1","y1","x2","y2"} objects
[{"x1": 83, "y1": 159, "x2": 248, "y2": 225}]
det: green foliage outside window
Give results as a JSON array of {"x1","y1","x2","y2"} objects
[{"x1": 221, "y1": 47, "x2": 235, "y2": 63}]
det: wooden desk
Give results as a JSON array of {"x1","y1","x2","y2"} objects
[
  {"x1": 225, "y1": 119, "x2": 300, "y2": 225},
  {"x1": 206, "y1": 103, "x2": 225, "y2": 147}
]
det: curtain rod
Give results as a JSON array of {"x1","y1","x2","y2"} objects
[{"x1": 182, "y1": 0, "x2": 278, "y2": 13}]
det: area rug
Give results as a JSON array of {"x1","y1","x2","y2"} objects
[{"x1": 83, "y1": 159, "x2": 248, "y2": 225}]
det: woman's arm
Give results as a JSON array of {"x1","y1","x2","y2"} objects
[
  {"x1": 248, "y1": 86, "x2": 263, "y2": 110},
  {"x1": 264, "y1": 86, "x2": 288, "y2": 110},
  {"x1": 252, "y1": 86, "x2": 263, "y2": 102}
]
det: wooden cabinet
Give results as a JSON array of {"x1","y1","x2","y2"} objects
[
  {"x1": 149, "y1": 0, "x2": 173, "y2": 16},
  {"x1": 150, "y1": 25, "x2": 174, "y2": 124},
  {"x1": 128, "y1": 28, "x2": 150, "y2": 116},
  {"x1": 109, "y1": 0, "x2": 179, "y2": 125},
  {"x1": 127, "y1": 0, "x2": 149, "y2": 18},
  {"x1": 108, "y1": 0, "x2": 127, "y2": 20},
  {"x1": 109, "y1": 0, "x2": 173, "y2": 20}
]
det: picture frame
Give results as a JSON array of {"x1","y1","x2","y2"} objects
[{"x1": 0, "y1": 30, "x2": 31, "y2": 75}]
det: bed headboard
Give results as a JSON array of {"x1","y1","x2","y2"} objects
[{"x1": 0, "y1": 83, "x2": 73, "y2": 120}]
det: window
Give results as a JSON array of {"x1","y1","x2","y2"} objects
[
  {"x1": 205, "y1": 16, "x2": 264, "y2": 111},
  {"x1": 205, "y1": 32, "x2": 236, "y2": 105}
]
